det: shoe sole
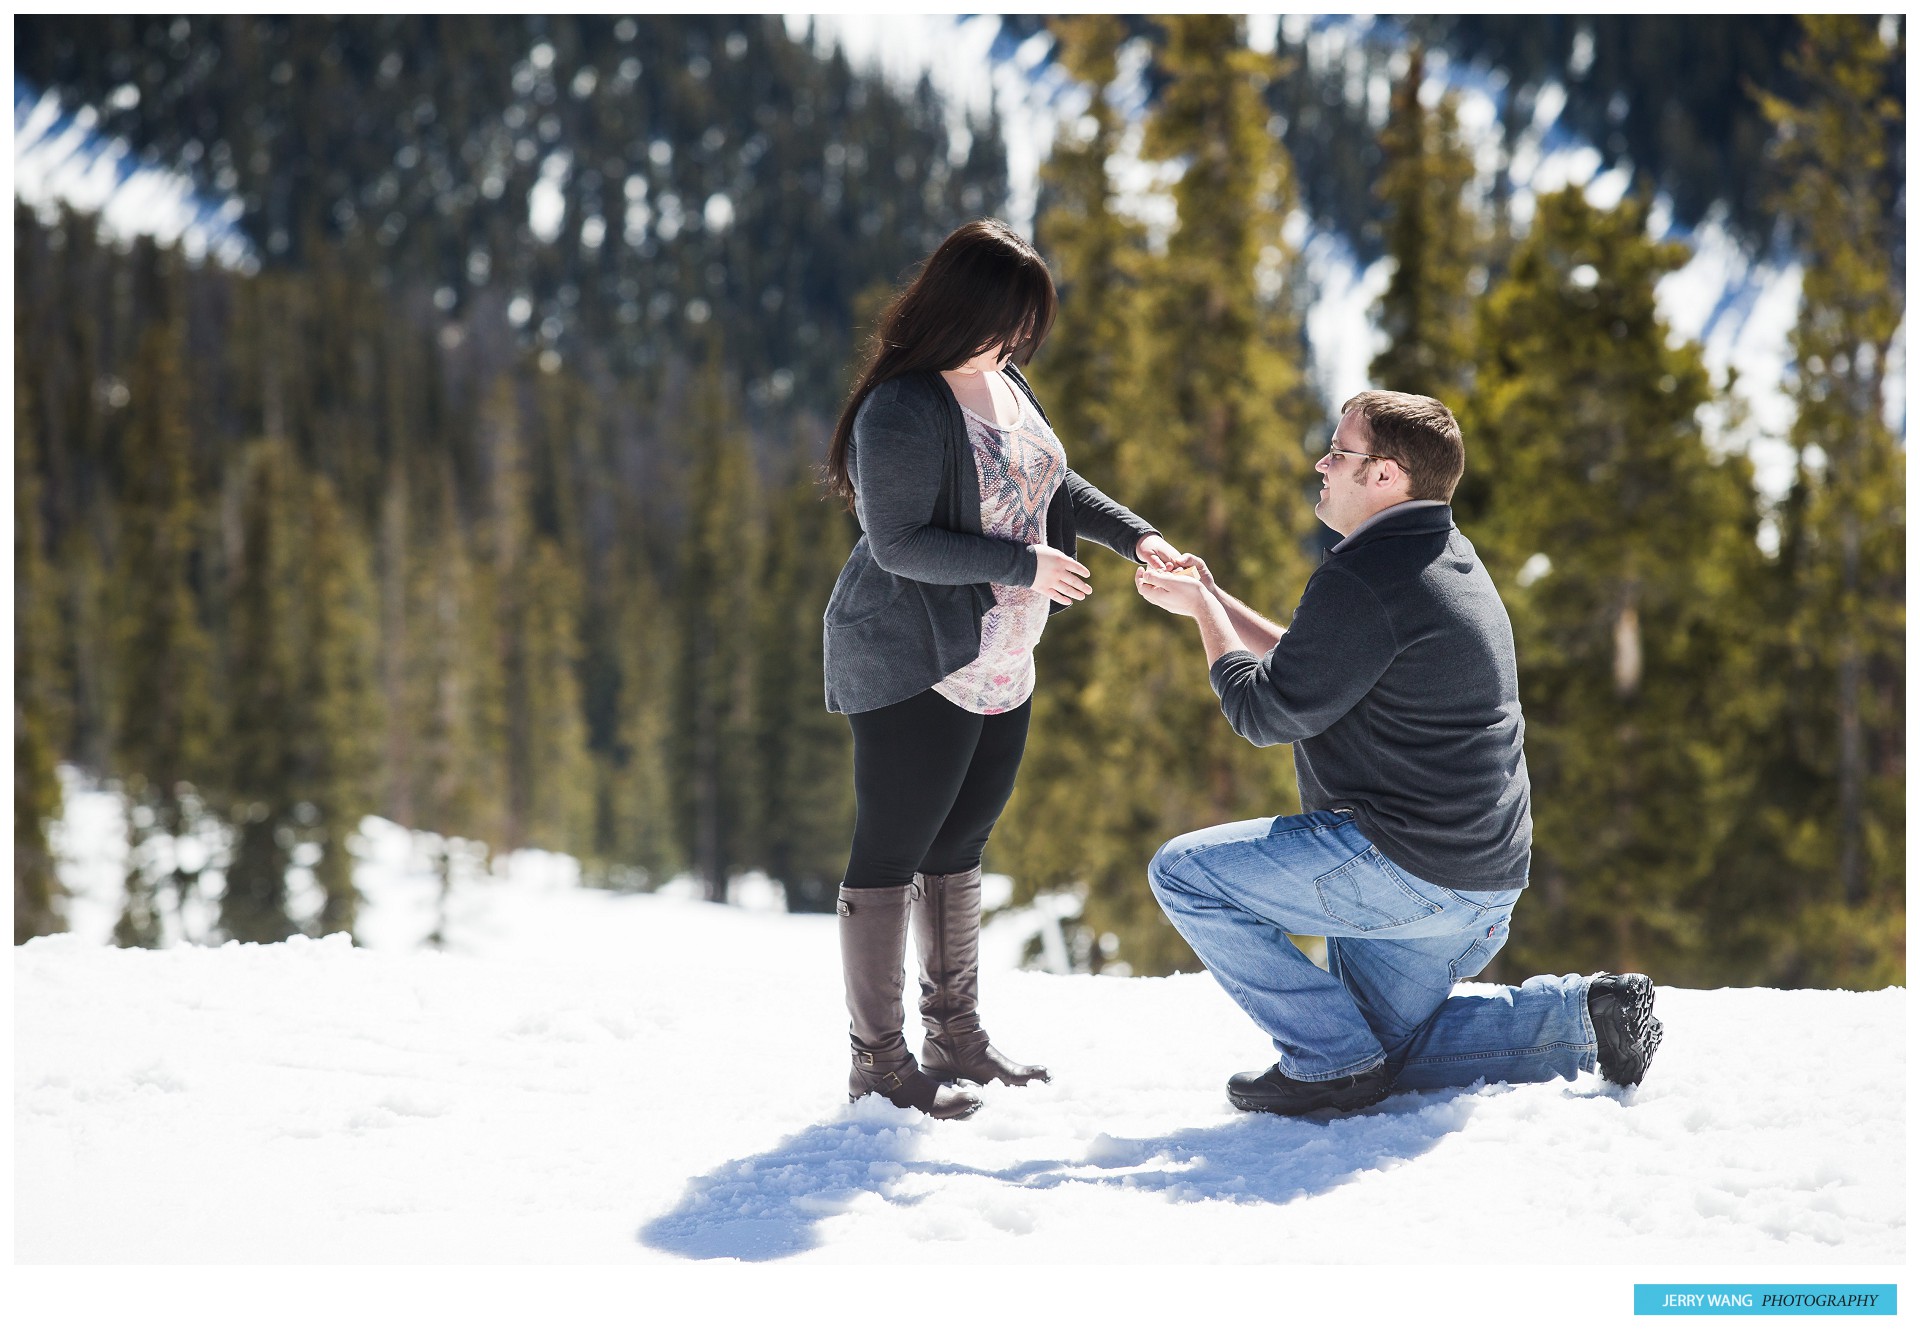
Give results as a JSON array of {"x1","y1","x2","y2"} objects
[
  {"x1": 1227, "y1": 1080, "x2": 1392, "y2": 1117},
  {"x1": 1598, "y1": 976, "x2": 1663, "y2": 1087},
  {"x1": 849, "y1": 1089, "x2": 983, "y2": 1120},
  {"x1": 925, "y1": 1067, "x2": 1051, "y2": 1088},
  {"x1": 1621, "y1": 1013, "x2": 1664, "y2": 1087}
]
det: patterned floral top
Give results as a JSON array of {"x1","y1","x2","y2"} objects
[{"x1": 932, "y1": 389, "x2": 1067, "y2": 715}]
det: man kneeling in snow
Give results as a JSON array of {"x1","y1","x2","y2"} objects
[{"x1": 1134, "y1": 391, "x2": 1662, "y2": 1116}]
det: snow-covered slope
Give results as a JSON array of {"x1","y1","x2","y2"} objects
[
  {"x1": 14, "y1": 77, "x2": 256, "y2": 271},
  {"x1": 16, "y1": 789, "x2": 1905, "y2": 1272}
]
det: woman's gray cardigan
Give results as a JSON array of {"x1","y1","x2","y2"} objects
[{"x1": 823, "y1": 366, "x2": 1157, "y2": 714}]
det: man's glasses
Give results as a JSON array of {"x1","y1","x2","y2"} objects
[{"x1": 1321, "y1": 443, "x2": 1401, "y2": 469}]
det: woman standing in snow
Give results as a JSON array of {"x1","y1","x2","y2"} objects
[{"x1": 822, "y1": 219, "x2": 1182, "y2": 1119}]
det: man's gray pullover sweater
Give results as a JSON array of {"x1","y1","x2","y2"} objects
[{"x1": 1208, "y1": 504, "x2": 1533, "y2": 892}]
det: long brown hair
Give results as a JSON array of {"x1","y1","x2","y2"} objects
[{"x1": 824, "y1": 218, "x2": 1057, "y2": 509}]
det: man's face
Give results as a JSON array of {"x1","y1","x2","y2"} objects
[{"x1": 1313, "y1": 408, "x2": 1395, "y2": 536}]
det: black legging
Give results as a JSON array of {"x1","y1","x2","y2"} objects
[{"x1": 841, "y1": 688, "x2": 1032, "y2": 889}]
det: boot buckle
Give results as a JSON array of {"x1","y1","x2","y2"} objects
[{"x1": 857, "y1": 1051, "x2": 875, "y2": 1067}]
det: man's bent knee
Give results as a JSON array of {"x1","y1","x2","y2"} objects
[
  {"x1": 1147, "y1": 837, "x2": 1189, "y2": 902},
  {"x1": 1148, "y1": 825, "x2": 1228, "y2": 903},
  {"x1": 1144, "y1": 836, "x2": 1175, "y2": 898}
]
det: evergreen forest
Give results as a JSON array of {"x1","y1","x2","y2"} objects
[{"x1": 13, "y1": 15, "x2": 1905, "y2": 989}]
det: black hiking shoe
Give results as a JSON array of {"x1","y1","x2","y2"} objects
[
  {"x1": 1226, "y1": 1062, "x2": 1393, "y2": 1117},
  {"x1": 1587, "y1": 972, "x2": 1662, "y2": 1087}
]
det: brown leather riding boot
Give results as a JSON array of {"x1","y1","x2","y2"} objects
[
  {"x1": 913, "y1": 867, "x2": 1050, "y2": 1087},
  {"x1": 838, "y1": 884, "x2": 980, "y2": 1120}
]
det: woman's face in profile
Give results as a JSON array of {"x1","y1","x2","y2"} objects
[
  {"x1": 950, "y1": 341, "x2": 1014, "y2": 376},
  {"x1": 950, "y1": 319, "x2": 1031, "y2": 376}
]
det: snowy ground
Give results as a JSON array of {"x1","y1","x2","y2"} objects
[{"x1": 14, "y1": 787, "x2": 1907, "y2": 1324}]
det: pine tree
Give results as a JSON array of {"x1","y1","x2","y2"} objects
[
  {"x1": 1057, "y1": 15, "x2": 1320, "y2": 973},
  {"x1": 28, "y1": 210, "x2": 116, "y2": 789},
  {"x1": 1751, "y1": 15, "x2": 1905, "y2": 984},
  {"x1": 1462, "y1": 188, "x2": 1768, "y2": 982},
  {"x1": 298, "y1": 471, "x2": 382, "y2": 937},
  {"x1": 752, "y1": 464, "x2": 856, "y2": 910},
  {"x1": 221, "y1": 439, "x2": 305, "y2": 943},
  {"x1": 476, "y1": 373, "x2": 534, "y2": 852},
  {"x1": 477, "y1": 363, "x2": 597, "y2": 858},
  {"x1": 1002, "y1": 16, "x2": 1153, "y2": 920},
  {"x1": 376, "y1": 455, "x2": 415, "y2": 831},
  {"x1": 467, "y1": 377, "x2": 528, "y2": 859},
  {"x1": 671, "y1": 350, "x2": 762, "y2": 902},
  {"x1": 56, "y1": 523, "x2": 115, "y2": 780},
  {"x1": 1371, "y1": 46, "x2": 1481, "y2": 402},
  {"x1": 511, "y1": 535, "x2": 596, "y2": 853},
  {"x1": 606, "y1": 551, "x2": 680, "y2": 887},
  {"x1": 401, "y1": 469, "x2": 511, "y2": 933},
  {"x1": 110, "y1": 267, "x2": 220, "y2": 947},
  {"x1": 408, "y1": 469, "x2": 510, "y2": 849},
  {"x1": 15, "y1": 341, "x2": 69, "y2": 943}
]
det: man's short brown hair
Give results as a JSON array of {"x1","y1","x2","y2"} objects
[{"x1": 1340, "y1": 390, "x2": 1466, "y2": 502}]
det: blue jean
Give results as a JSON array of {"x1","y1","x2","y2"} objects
[{"x1": 1148, "y1": 810, "x2": 1596, "y2": 1087}]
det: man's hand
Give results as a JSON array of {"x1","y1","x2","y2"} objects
[
  {"x1": 1135, "y1": 532, "x2": 1187, "y2": 572},
  {"x1": 1170, "y1": 550, "x2": 1217, "y2": 594},
  {"x1": 1139, "y1": 561, "x2": 1256, "y2": 666},
  {"x1": 1135, "y1": 564, "x2": 1213, "y2": 618},
  {"x1": 1031, "y1": 546, "x2": 1093, "y2": 605},
  {"x1": 1158, "y1": 551, "x2": 1286, "y2": 655}
]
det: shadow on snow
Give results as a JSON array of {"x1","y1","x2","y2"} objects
[{"x1": 638, "y1": 1082, "x2": 1553, "y2": 1261}]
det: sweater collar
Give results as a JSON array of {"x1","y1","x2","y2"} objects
[{"x1": 1331, "y1": 500, "x2": 1453, "y2": 552}]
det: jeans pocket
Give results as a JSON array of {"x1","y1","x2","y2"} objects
[
  {"x1": 1448, "y1": 911, "x2": 1512, "y2": 980},
  {"x1": 1448, "y1": 937, "x2": 1492, "y2": 981},
  {"x1": 1313, "y1": 848, "x2": 1442, "y2": 932}
]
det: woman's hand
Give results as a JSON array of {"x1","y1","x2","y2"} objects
[
  {"x1": 1135, "y1": 532, "x2": 1187, "y2": 572},
  {"x1": 1031, "y1": 546, "x2": 1092, "y2": 605}
]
